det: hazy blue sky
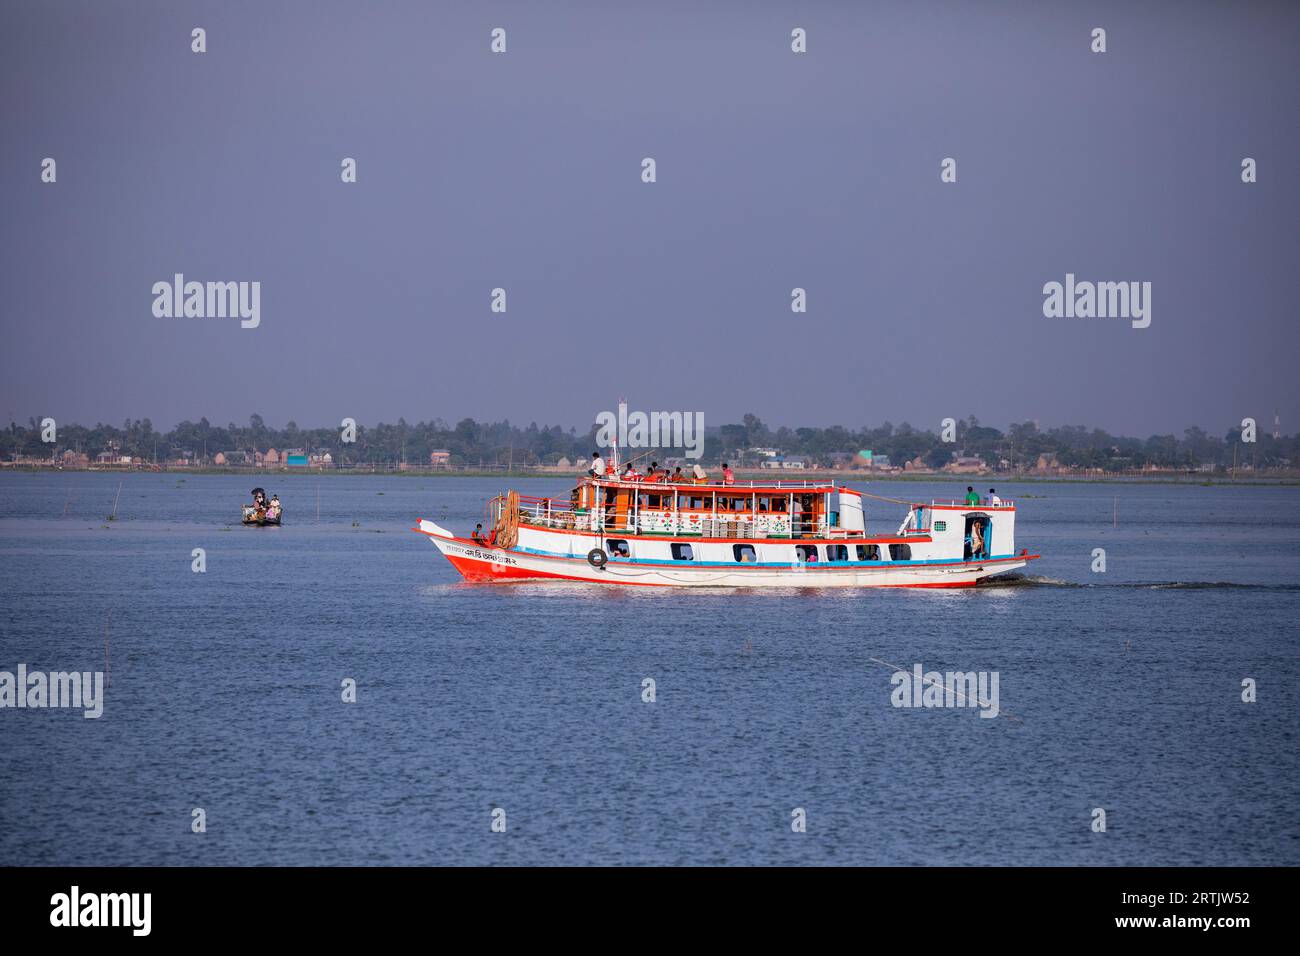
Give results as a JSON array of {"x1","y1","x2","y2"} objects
[{"x1": 2, "y1": 1, "x2": 1297, "y2": 436}]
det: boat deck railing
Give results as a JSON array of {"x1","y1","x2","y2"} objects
[
  {"x1": 534, "y1": 517, "x2": 835, "y2": 539},
  {"x1": 493, "y1": 492, "x2": 1008, "y2": 539},
  {"x1": 929, "y1": 498, "x2": 1015, "y2": 508},
  {"x1": 505, "y1": 493, "x2": 833, "y2": 538}
]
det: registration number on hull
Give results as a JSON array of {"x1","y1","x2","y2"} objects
[{"x1": 452, "y1": 545, "x2": 517, "y2": 566}]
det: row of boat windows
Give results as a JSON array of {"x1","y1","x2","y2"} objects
[
  {"x1": 605, "y1": 540, "x2": 912, "y2": 562},
  {"x1": 633, "y1": 494, "x2": 814, "y2": 512}
]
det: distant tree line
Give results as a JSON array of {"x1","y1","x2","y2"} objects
[{"x1": 2, "y1": 412, "x2": 1294, "y2": 471}]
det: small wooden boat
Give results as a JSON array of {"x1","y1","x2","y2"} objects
[
  {"x1": 242, "y1": 505, "x2": 281, "y2": 526},
  {"x1": 243, "y1": 487, "x2": 282, "y2": 526}
]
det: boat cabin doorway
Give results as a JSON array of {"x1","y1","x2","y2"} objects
[{"x1": 963, "y1": 514, "x2": 991, "y2": 560}]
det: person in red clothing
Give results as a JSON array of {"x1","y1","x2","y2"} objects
[{"x1": 722, "y1": 462, "x2": 735, "y2": 485}]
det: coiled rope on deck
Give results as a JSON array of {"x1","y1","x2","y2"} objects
[{"x1": 494, "y1": 490, "x2": 521, "y2": 549}]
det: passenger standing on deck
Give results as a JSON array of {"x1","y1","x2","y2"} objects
[
  {"x1": 588, "y1": 452, "x2": 604, "y2": 477},
  {"x1": 722, "y1": 462, "x2": 735, "y2": 485},
  {"x1": 964, "y1": 486, "x2": 980, "y2": 506},
  {"x1": 673, "y1": 466, "x2": 684, "y2": 482},
  {"x1": 988, "y1": 488, "x2": 1002, "y2": 505}
]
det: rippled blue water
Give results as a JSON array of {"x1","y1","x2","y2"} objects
[{"x1": 0, "y1": 472, "x2": 1296, "y2": 865}]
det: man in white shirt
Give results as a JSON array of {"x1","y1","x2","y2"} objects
[
  {"x1": 588, "y1": 452, "x2": 604, "y2": 477},
  {"x1": 988, "y1": 489, "x2": 1002, "y2": 505}
]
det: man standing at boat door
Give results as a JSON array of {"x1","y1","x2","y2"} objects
[{"x1": 911, "y1": 503, "x2": 925, "y2": 531}]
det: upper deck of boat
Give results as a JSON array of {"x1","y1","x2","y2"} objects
[{"x1": 581, "y1": 475, "x2": 856, "y2": 496}]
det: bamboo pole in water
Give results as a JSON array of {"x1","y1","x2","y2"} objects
[{"x1": 103, "y1": 608, "x2": 112, "y2": 686}]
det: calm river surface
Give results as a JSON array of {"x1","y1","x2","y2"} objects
[{"x1": 0, "y1": 473, "x2": 1296, "y2": 865}]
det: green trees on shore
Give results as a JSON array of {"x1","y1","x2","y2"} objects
[{"x1": 2, "y1": 413, "x2": 1293, "y2": 471}]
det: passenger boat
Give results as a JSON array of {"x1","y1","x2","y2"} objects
[{"x1": 413, "y1": 474, "x2": 1038, "y2": 588}]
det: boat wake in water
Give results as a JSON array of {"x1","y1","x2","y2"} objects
[{"x1": 987, "y1": 574, "x2": 1299, "y2": 591}]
